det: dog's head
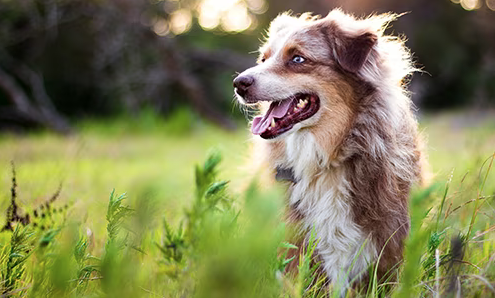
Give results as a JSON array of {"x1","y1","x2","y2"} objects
[{"x1": 234, "y1": 9, "x2": 408, "y2": 142}]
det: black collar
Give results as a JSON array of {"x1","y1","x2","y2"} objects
[{"x1": 275, "y1": 166, "x2": 297, "y2": 184}]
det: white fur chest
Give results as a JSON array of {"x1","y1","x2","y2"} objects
[{"x1": 280, "y1": 131, "x2": 377, "y2": 286}]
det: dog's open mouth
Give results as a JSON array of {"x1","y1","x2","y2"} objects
[{"x1": 251, "y1": 93, "x2": 320, "y2": 139}]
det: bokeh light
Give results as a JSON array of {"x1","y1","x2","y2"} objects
[
  {"x1": 153, "y1": 18, "x2": 170, "y2": 36},
  {"x1": 220, "y1": 2, "x2": 253, "y2": 32},
  {"x1": 198, "y1": 0, "x2": 221, "y2": 29},
  {"x1": 150, "y1": 0, "x2": 266, "y2": 36},
  {"x1": 170, "y1": 9, "x2": 193, "y2": 35},
  {"x1": 197, "y1": 0, "x2": 261, "y2": 32},
  {"x1": 197, "y1": 0, "x2": 223, "y2": 30},
  {"x1": 450, "y1": 0, "x2": 486, "y2": 9},
  {"x1": 450, "y1": 0, "x2": 484, "y2": 10},
  {"x1": 487, "y1": 0, "x2": 495, "y2": 10},
  {"x1": 460, "y1": 0, "x2": 481, "y2": 10},
  {"x1": 245, "y1": 0, "x2": 268, "y2": 14}
]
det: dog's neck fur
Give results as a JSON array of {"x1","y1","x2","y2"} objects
[
  {"x1": 276, "y1": 129, "x2": 376, "y2": 287},
  {"x1": 263, "y1": 83, "x2": 422, "y2": 287}
]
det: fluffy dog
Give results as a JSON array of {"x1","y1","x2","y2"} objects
[{"x1": 233, "y1": 9, "x2": 427, "y2": 290}]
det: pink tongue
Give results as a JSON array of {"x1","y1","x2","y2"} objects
[{"x1": 251, "y1": 100, "x2": 292, "y2": 135}]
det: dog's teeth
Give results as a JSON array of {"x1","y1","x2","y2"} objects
[
  {"x1": 304, "y1": 99, "x2": 308, "y2": 104},
  {"x1": 294, "y1": 107, "x2": 298, "y2": 112},
  {"x1": 299, "y1": 99, "x2": 304, "y2": 105},
  {"x1": 271, "y1": 119, "x2": 276, "y2": 128}
]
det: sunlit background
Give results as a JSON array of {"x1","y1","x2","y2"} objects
[
  {"x1": 147, "y1": 0, "x2": 267, "y2": 36},
  {"x1": 452, "y1": 0, "x2": 495, "y2": 11},
  {"x1": 148, "y1": 0, "x2": 495, "y2": 36},
  {"x1": 155, "y1": 0, "x2": 495, "y2": 36},
  {"x1": 1, "y1": 0, "x2": 494, "y2": 134}
]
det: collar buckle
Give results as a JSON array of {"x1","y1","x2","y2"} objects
[{"x1": 275, "y1": 166, "x2": 297, "y2": 183}]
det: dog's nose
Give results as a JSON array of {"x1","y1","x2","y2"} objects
[{"x1": 233, "y1": 75, "x2": 254, "y2": 97}]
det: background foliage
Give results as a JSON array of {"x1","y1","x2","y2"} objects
[
  {"x1": 0, "y1": 114, "x2": 494, "y2": 297},
  {"x1": 1, "y1": 0, "x2": 495, "y2": 132}
]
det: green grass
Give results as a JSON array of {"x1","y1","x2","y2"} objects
[
  {"x1": 0, "y1": 112, "x2": 249, "y2": 230},
  {"x1": 0, "y1": 110, "x2": 494, "y2": 297}
]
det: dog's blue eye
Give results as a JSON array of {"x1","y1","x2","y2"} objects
[{"x1": 292, "y1": 55, "x2": 305, "y2": 63}]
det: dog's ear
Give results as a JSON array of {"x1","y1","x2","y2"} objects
[{"x1": 331, "y1": 30, "x2": 377, "y2": 73}]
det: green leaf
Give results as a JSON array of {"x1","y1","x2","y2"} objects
[
  {"x1": 205, "y1": 181, "x2": 229, "y2": 198},
  {"x1": 280, "y1": 242, "x2": 298, "y2": 249}
]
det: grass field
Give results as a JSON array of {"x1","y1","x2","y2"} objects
[{"x1": 0, "y1": 110, "x2": 494, "y2": 297}]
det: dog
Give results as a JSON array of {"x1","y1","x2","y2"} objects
[{"x1": 233, "y1": 9, "x2": 428, "y2": 292}]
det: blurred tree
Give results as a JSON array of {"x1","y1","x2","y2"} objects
[
  {"x1": 0, "y1": 0, "x2": 494, "y2": 132},
  {"x1": 0, "y1": 0, "x2": 259, "y2": 132}
]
